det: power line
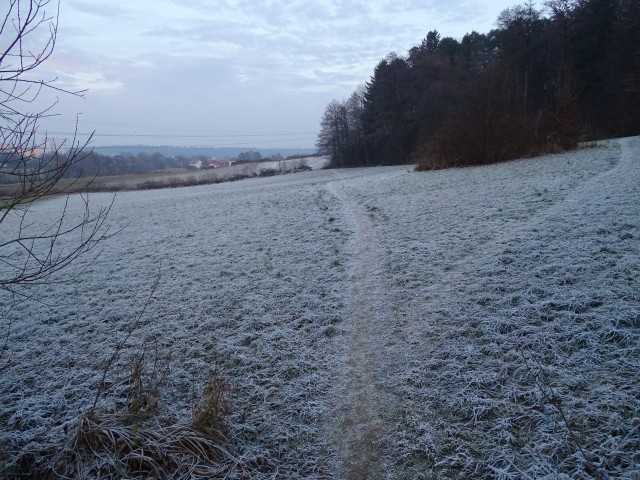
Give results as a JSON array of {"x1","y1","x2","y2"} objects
[
  {"x1": 44, "y1": 131, "x2": 318, "y2": 139},
  {"x1": 91, "y1": 142, "x2": 318, "y2": 149}
]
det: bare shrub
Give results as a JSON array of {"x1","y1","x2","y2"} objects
[
  {"x1": 126, "y1": 341, "x2": 169, "y2": 424},
  {"x1": 259, "y1": 167, "x2": 278, "y2": 177},
  {"x1": 241, "y1": 163, "x2": 258, "y2": 177},
  {"x1": 293, "y1": 158, "x2": 311, "y2": 171},
  {"x1": 0, "y1": 0, "x2": 115, "y2": 316}
]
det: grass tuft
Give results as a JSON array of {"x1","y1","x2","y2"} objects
[
  {"x1": 53, "y1": 411, "x2": 234, "y2": 479},
  {"x1": 191, "y1": 368, "x2": 230, "y2": 442}
]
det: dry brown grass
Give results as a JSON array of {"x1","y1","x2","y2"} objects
[
  {"x1": 191, "y1": 368, "x2": 230, "y2": 442},
  {"x1": 52, "y1": 411, "x2": 234, "y2": 479},
  {"x1": 37, "y1": 362, "x2": 234, "y2": 479}
]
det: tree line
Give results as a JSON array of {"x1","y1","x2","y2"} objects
[
  {"x1": 317, "y1": 0, "x2": 640, "y2": 169},
  {"x1": 0, "y1": 150, "x2": 294, "y2": 184}
]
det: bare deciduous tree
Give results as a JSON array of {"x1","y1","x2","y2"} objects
[{"x1": 0, "y1": 1, "x2": 114, "y2": 319}]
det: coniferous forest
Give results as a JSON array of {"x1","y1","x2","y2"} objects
[{"x1": 316, "y1": 0, "x2": 640, "y2": 169}]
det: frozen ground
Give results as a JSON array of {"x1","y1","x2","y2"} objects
[{"x1": 0, "y1": 137, "x2": 638, "y2": 478}]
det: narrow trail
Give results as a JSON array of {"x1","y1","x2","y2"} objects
[{"x1": 325, "y1": 172, "x2": 399, "y2": 479}]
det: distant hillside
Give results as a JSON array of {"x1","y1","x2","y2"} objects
[{"x1": 93, "y1": 145, "x2": 316, "y2": 159}]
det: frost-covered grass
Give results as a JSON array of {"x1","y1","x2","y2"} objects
[{"x1": 0, "y1": 138, "x2": 638, "y2": 478}]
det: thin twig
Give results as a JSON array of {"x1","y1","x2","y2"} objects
[{"x1": 91, "y1": 267, "x2": 161, "y2": 410}]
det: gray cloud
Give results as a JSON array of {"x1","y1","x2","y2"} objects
[
  {"x1": 46, "y1": 0, "x2": 520, "y2": 147},
  {"x1": 68, "y1": 1, "x2": 128, "y2": 18}
]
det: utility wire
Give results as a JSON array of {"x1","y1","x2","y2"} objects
[{"x1": 45, "y1": 132, "x2": 318, "y2": 139}]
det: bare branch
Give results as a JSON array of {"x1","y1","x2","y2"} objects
[{"x1": 1, "y1": 0, "x2": 114, "y2": 321}]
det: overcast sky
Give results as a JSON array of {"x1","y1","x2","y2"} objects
[{"x1": 36, "y1": 0, "x2": 526, "y2": 149}]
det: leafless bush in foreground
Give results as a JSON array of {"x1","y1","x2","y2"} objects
[{"x1": 0, "y1": 0, "x2": 115, "y2": 333}]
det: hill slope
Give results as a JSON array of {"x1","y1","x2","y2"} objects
[{"x1": 1, "y1": 137, "x2": 638, "y2": 478}]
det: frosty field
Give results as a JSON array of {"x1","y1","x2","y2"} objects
[{"x1": 1, "y1": 138, "x2": 639, "y2": 478}]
